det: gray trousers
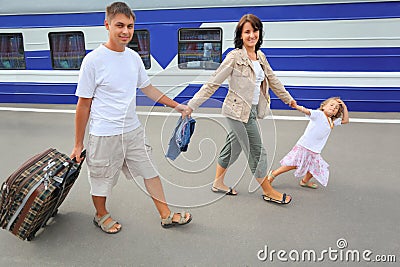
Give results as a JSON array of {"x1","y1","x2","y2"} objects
[{"x1": 217, "y1": 105, "x2": 268, "y2": 178}]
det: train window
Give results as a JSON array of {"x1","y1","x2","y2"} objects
[
  {"x1": 178, "y1": 28, "x2": 222, "y2": 69},
  {"x1": 49, "y1": 32, "x2": 86, "y2": 70},
  {"x1": 0, "y1": 33, "x2": 26, "y2": 69},
  {"x1": 127, "y1": 30, "x2": 151, "y2": 69}
]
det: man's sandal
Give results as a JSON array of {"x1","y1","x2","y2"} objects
[
  {"x1": 267, "y1": 171, "x2": 276, "y2": 184},
  {"x1": 300, "y1": 179, "x2": 318, "y2": 189},
  {"x1": 93, "y1": 213, "x2": 122, "y2": 234},
  {"x1": 161, "y1": 212, "x2": 192, "y2": 228}
]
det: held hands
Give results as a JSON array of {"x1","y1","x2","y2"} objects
[
  {"x1": 175, "y1": 104, "x2": 193, "y2": 118},
  {"x1": 289, "y1": 99, "x2": 297, "y2": 109}
]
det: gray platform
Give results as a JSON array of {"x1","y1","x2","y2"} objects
[{"x1": 0, "y1": 104, "x2": 399, "y2": 266}]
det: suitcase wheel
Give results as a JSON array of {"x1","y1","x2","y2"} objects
[
  {"x1": 51, "y1": 209, "x2": 58, "y2": 217},
  {"x1": 45, "y1": 217, "x2": 54, "y2": 226},
  {"x1": 26, "y1": 227, "x2": 39, "y2": 241},
  {"x1": 28, "y1": 227, "x2": 45, "y2": 241},
  {"x1": 45, "y1": 209, "x2": 58, "y2": 226}
]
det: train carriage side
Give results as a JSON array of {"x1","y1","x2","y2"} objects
[{"x1": 0, "y1": 0, "x2": 399, "y2": 112}]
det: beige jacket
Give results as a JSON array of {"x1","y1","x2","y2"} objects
[{"x1": 187, "y1": 47, "x2": 294, "y2": 123}]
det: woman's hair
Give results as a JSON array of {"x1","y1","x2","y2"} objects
[
  {"x1": 106, "y1": 2, "x2": 135, "y2": 23},
  {"x1": 319, "y1": 97, "x2": 344, "y2": 120},
  {"x1": 234, "y1": 14, "x2": 263, "y2": 51}
]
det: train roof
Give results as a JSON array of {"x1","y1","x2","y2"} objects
[{"x1": 0, "y1": 0, "x2": 396, "y2": 15}]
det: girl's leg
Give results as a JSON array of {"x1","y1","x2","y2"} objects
[
  {"x1": 302, "y1": 172, "x2": 313, "y2": 183},
  {"x1": 299, "y1": 172, "x2": 318, "y2": 189},
  {"x1": 268, "y1": 166, "x2": 297, "y2": 183}
]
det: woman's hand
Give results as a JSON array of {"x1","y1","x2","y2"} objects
[
  {"x1": 175, "y1": 104, "x2": 193, "y2": 118},
  {"x1": 289, "y1": 99, "x2": 297, "y2": 108}
]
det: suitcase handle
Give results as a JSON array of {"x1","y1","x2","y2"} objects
[
  {"x1": 50, "y1": 150, "x2": 86, "y2": 179},
  {"x1": 73, "y1": 149, "x2": 86, "y2": 164},
  {"x1": 39, "y1": 150, "x2": 86, "y2": 231}
]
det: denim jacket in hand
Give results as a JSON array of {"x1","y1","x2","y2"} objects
[{"x1": 166, "y1": 116, "x2": 196, "y2": 160}]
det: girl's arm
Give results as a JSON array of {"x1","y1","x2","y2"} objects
[
  {"x1": 337, "y1": 99, "x2": 350, "y2": 124},
  {"x1": 294, "y1": 104, "x2": 311, "y2": 116}
]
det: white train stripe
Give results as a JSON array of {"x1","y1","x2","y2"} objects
[
  {"x1": 1, "y1": 70, "x2": 398, "y2": 89},
  {"x1": 0, "y1": 107, "x2": 398, "y2": 124},
  {"x1": 203, "y1": 18, "x2": 400, "y2": 48},
  {"x1": 4, "y1": 18, "x2": 400, "y2": 52}
]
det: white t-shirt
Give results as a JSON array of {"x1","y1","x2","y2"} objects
[
  {"x1": 251, "y1": 60, "x2": 264, "y2": 105},
  {"x1": 76, "y1": 45, "x2": 151, "y2": 136},
  {"x1": 297, "y1": 110, "x2": 342, "y2": 153}
]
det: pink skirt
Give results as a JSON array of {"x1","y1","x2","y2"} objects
[{"x1": 280, "y1": 145, "x2": 329, "y2": 186}]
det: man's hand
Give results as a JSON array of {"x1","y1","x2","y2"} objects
[
  {"x1": 70, "y1": 145, "x2": 85, "y2": 163},
  {"x1": 175, "y1": 104, "x2": 193, "y2": 118}
]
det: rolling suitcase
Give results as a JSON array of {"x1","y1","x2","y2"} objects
[{"x1": 0, "y1": 148, "x2": 85, "y2": 241}]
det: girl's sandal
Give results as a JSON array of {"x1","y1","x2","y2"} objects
[
  {"x1": 300, "y1": 179, "x2": 318, "y2": 189},
  {"x1": 161, "y1": 212, "x2": 192, "y2": 228},
  {"x1": 267, "y1": 171, "x2": 276, "y2": 184}
]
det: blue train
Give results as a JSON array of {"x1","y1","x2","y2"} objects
[{"x1": 0, "y1": 0, "x2": 399, "y2": 112}]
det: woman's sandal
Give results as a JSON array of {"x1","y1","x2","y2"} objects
[
  {"x1": 262, "y1": 193, "x2": 292, "y2": 205},
  {"x1": 93, "y1": 213, "x2": 122, "y2": 234},
  {"x1": 300, "y1": 179, "x2": 318, "y2": 189},
  {"x1": 161, "y1": 212, "x2": 192, "y2": 228},
  {"x1": 211, "y1": 186, "x2": 238, "y2": 196},
  {"x1": 267, "y1": 171, "x2": 276, "y2": 184}
]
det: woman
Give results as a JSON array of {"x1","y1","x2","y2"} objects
[{"x1": 187, "y1": 14, "x2": 296, "y2": 204}]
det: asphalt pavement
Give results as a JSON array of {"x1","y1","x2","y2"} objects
[{"x1": 0, "y1": 104, "x2": 399, "y2": 267}]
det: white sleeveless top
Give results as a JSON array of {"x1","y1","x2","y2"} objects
[{"x1": 252, "y1": 60, "x2": 264, "y2": 105}]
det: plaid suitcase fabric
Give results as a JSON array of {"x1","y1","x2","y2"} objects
[
  {"x1": 0, "y1": 148, "x2": 81, "y2": 240},
  {"x1": 20, "y1": 172, "x2": 78, "y2": 240},
  {"x1": 0, "y1": 148, "x2": 57, "y2": 228}
]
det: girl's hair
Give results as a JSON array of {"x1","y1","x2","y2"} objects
[
  {"x1": 234, "y1": 14, "x2": 263, "y2": 51},
  {"x1": 319, "y1": 97, "x2": 344, "y2": 120},
  {"x1": 106, "y1": 2, "x2": 136, "y2": 23}
]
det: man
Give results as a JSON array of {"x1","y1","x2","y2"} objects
[{"x1": 70, "y1": 2, "x2": 192, "y2": 234}]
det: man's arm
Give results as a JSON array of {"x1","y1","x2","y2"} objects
[
  {"x1": 141, "y1": 84, "x2": 191, "y2": 117},
  {"x1": 70, "y1": 97, "x2": 92, "y2": 162}
]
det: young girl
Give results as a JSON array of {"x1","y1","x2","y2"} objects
[{"x1": 267, "y1": 97, "x2": 349, "y2": 188}]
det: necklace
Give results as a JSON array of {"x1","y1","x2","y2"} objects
[
  {"x1": 245, "y1": 47, "x2": 257, "y2": 60},
  {"x1": 248, "y1": 52, "x2": 257, "y2": 61}
]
